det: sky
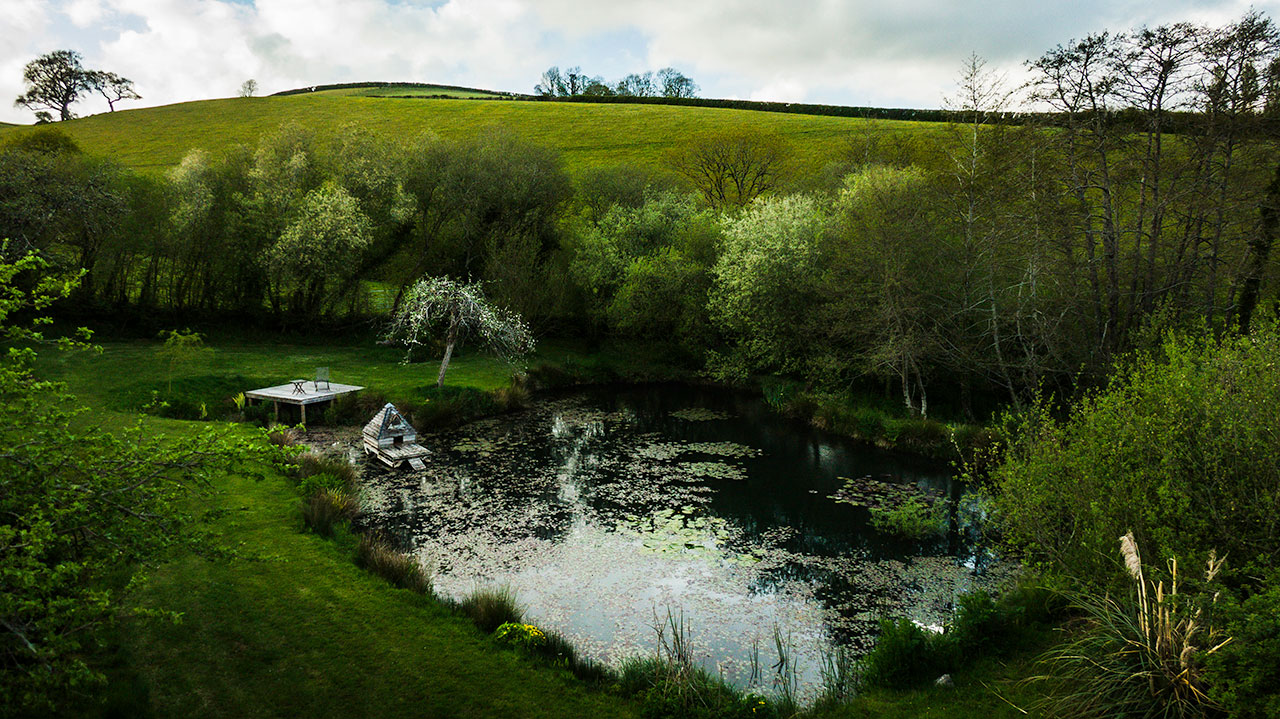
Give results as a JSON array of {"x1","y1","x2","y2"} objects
[{"x1": 2, "y1": 0, "x2": 1276, "y2": 124}]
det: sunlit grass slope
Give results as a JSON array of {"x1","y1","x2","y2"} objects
[{"x1": 0, "y1": 92, "x2": 941, "y2": 175}]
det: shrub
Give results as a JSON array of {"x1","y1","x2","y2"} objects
[
  {"x1": 1207, "y1": 572, "x2": 1280, "y2": 718},
  {"x1": 298, "y1": 472, "x2": 345, "y2": 498},
  {"x1": 354, "y1": 534, "x2": 432, "y2": 594},
  {"x1": 889, "y1": 417, "x2": 949, "y2": 451},
  {"x1": 493, "y1": 622, "x2": 547, "y2": 650},
  {"x1": 403, "y1": 386, "x2": 501, "y2": 430},
  {"x1": 990, "y1": 325, "x2": 1280, "y2": 582},
  {"x1": 267, "y1": 425, "x2": 299, "y2": 447},
  {"x1": 868, "y1": 495, "x2": 947, "y2": 540},
  {"x1": 294, "y1": 451, "x2": 356, "y2": 488},
  {"x1": 492, "y1": 380, "x2": 530, "y2": 411},
  {"x1": 324, "y1": 389, "x2": 389, "y2": 426},
  {"x1": 300, "y1": 488, "x2": 358, "y2": 537},
  {"x1": 458, "y1": 586, "x2": 523, "y2": 633},
  {"x1": 850, "y1": 408, "x2": 886, "y2": 440},
  {"x1": 858, "y1": 617, "x2": 951, "y2": 690}
]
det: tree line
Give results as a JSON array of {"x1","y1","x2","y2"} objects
[
  {"x1": 5, "y1": 12, "x2": 1280, "y2": 418},
  {"x1": 534, "y1": 66, "x2": 698, "y2": 98}
]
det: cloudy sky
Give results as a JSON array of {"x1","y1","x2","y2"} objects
[{"x1": 2, "y1": 0, "x2": 1275, "y2": 124}]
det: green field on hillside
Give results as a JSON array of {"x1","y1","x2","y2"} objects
[
  {"x1": 299, "y1": 82, "x2": 509, "y2": 99},
  {"x1": 0, "y1": 93, "x2": 940, "y2": 175}
]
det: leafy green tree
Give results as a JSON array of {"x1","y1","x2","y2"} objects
[
  {"x1": 708, "y1": 194, "x2": 828, "y2": 379},
  {"x1": 827, "y1": 166, "x2": 953, "y2": 416},
  {"x1": 86, "y1": 70, "x2": 140, "y2": 112},
  {"x1": 263, "y1": 181, "x2": 372, "y2": 318},
  {"x1": 13, "y1": 50, "x2": 94, "y2": 121},
  {"x1": 387, "y1": 276, "x2": 534, "y2": 387},
  {"x1": 0, "y1": 249, "x2": 279, "y2": 715},
  {"x1": 156, "y1": 328, "x2": 209, "y2": 394},
  {"x1": 991, "y1": 323, "x2": 1280, "y2": 583}
]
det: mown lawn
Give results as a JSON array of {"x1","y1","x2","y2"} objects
[{"x1": 0, "y1": 92, "x2": 944, "y2": 176}]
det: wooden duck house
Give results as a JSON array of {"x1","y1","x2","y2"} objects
[{"x1": 363, "y1": 403, "x2": 429, "y2": 469}]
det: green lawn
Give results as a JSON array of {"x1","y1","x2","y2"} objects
[{"x1": 0, "y1": 92, "x2": 942, "y2": 176}]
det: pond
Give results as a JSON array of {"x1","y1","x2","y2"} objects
[{"x1": 355, "y1": 384, "x2": 1011, "y2": 700}]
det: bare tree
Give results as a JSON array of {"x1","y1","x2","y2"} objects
[
  {"x1": 239, "y1": 79, "x2": 259, "y2": 98},
  {"x1": 87, "y1": 70, "x2": 140, "y2": 111},
  {"x1": 657, "y1": 68, "x2": 698, "y2": 98},
  {"x1": 670, "y1": 128, "x2": 790, "y2": 208}
]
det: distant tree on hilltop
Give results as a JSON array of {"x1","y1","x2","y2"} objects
[{"x1": 13, "y1": 50, "x2": 139, "y2": 121}]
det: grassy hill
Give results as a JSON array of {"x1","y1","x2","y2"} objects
[{"x1": 0, "y1": 90, "x2": 942, "y2": 176}]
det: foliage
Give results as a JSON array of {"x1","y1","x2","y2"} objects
[
  {"x1": 708, "y1": 194, "x2": 827, "y2": 379},
  {"x1": 990, "y1": 324, "x2": 1280, "y2": 582},
  {"x1": 387, "y1": 276, "x2": 534, "y2": 387},
  {"x1": 868, "y1": 495, "x2": 948, "y2": 540},
  {"x1": 1206, "y1": 572, "x2": 1280, "y2": 718},
  {"x1": 263, "y1": 180, "x2": 373, "y2": 318},
  {"x1": 1035, "y1": 534, "x2": 1231, "y2": 719},
  {"x1": 457, "y1": 586, "x2": 524, "y2": 634},
  {"x1": 13, "y1": 50, "x2": 94, "y2": 121},
  {"x1": 493, "y1": 622, "x2": 547, "y2": 650},
  {"x1": 858, "y1": 618, "x2": 952, "y2": 691},
  {"x1": 0, "y1": 251, "x2": 283, "y2": 715},
  {"x1": 299, "y1": 488, "x2": 358, "y2": 537},
  {"x1": 156, "y1": 328, "x2": 209, "y2": 395}
]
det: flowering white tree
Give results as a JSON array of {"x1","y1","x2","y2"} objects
[{"x1": 387, "y1": 276, "x2": 534, "y2": 387}]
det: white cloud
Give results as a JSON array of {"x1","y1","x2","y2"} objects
[{"x1": 65, "y1": 0, "x2": 108, "y2": 28}]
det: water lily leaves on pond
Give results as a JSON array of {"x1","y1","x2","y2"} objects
[
  {"x1": 678, "y1": 462, "x2": 748, "y2": 481},
  {"x1": 670, "y1": 408, "x2": 735, "y2": 422},
  {"x1": 829, "y1": 475, "x2": 945, "y2": 511}
]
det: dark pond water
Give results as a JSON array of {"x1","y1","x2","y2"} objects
[{"x1": 355, "y1": 384, "x2": 1011, "y2": 699}]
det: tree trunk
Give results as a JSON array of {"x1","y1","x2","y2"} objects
[
  {"x1": 1236, "y1": 162, "x2": 1280, "y2": 334},
  {"x1": 436, "y1": 319, "x2": 460, "y2": 388}
]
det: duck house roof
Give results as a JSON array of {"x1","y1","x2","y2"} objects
[{"x1": 363, "y1": 403, "x2": 418, "y2": 441}]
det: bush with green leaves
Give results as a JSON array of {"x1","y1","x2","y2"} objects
[
  {"x1": 0, "y1": 251, "x2": 283, "y2": 714},
  {"x1": 990, "y1": 324, "x2": 1280, "y2": 582},
  {"x1": 868, "y1": 495, "x2": 948, "y2": 540},
  {"x1": 1206, "y1": 572, "x2": 1280, "y2": 718}
]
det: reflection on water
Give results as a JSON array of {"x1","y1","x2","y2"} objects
[{"x1": 356, "y1": 384, "x2": 1012, "y2": 699}]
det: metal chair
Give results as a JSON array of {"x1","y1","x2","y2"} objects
[{"x1": 314, "y1": 367, "x2": 330, "y2": 391}]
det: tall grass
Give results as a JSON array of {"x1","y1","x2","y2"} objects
[
  {"x1": 1036, "y1": 532, "x2": 1231, "y2": 718},
  {"x1": 301, "y1": 488, "x2": 359, "y2": 537},
  {"x1": 354, "y1": 534, "x2": 432, "y2": 594},
  {"x1": 458, "y1": 586, "x2": 524, "y2": 633},
  {"x1": 617, "y1": 609, "x2": 774, "y2": 719}
]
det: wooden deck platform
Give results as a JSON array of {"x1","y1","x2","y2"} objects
[{"x1": 245, "y1": 381, "x2": 364, "y2": 423}]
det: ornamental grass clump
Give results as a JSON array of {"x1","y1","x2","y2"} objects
[
  {"x1": 459, "y1": 586, "x2": 523, "y2": 633},
  {"x1": 1037, "y1": 532, "x2": 1231, "y2": 718},
  {"x1": 300, "y1": 488, "x2": 358, "y2": 537},
  {"x1": 354, "y1": 534, "x2": 432, "y2": 594}
]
